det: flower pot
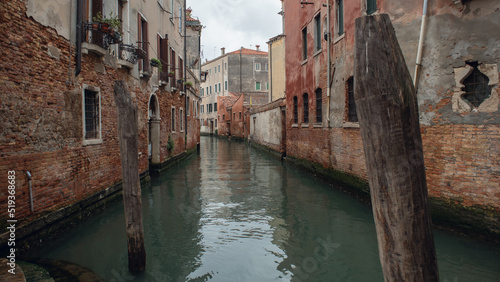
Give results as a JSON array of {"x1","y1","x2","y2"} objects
[
  {"x1": 150, "y1": 60, "x2": 160, "y2": 67},
  {"x1": 99, "y1": 23, "x2": 111, "y2": 33}
]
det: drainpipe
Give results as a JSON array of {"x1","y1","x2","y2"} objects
[
  {"x1": 413, "y1": 0, "x2": 428, "y2": 92},
  {"x1": 25, "y1": 171, "x2": 33, "y2": 212},
  {"x1": 326, "y1": 0, "x2": 331, "y2": 126},
  {"x1": 184, "y1": 0, "x2": 187, "y2": 150}
]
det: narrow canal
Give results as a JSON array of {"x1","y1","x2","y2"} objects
[{"x1": 30, "y1": 137, "x2": 500, "y2": 281}]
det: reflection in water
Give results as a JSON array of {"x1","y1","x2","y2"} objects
[{"x1": 30, "y1": 137, "x2": 500, "y2": 281}]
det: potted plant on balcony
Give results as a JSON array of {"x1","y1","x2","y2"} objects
[
  {"x1": 93, "y1": 11, "x2": 121, "y2": 34},
  {"x1": 168, "y1": 70, "x2": 175, "y2": 77},
  {"x1": 150, "y1": 58, "x2": 162, "y2": 72},
  {"x1": 184, "y1": 81, "x2": 193, "y2": 88}
]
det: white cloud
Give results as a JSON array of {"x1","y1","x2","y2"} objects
[{"x1": 188, "y1": 0, "x2": 282, "y2": 62}]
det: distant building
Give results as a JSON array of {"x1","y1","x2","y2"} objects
[
  {"x1": 200, "y1": 47, "x2": 269, "y2": 135},
  {"x1": 267, "y1": 34, "x2": 286, "y2": 103}
]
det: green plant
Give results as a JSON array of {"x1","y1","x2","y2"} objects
[
  {"x1": 150, "y1": 58, "x2": 162, "y2": 72},
  {"x1": 167, "y1": 135, "x2": 174, "y2": 151},
  {"x1": 184, "y1": 81, "x2": 193, "y2": 87},
  {"x1": 93, "y1": 11, "x2": 121, "y2": 30}
]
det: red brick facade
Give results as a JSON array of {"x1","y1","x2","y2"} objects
[
  {"x1": 283, "y1": 0, "x2": 500, "y2": 220},
  {"x1": 0, "y1": 0, "x2": 200, "y2": 230}
]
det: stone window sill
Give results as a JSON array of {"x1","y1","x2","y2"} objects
[
  {"x1": 343, "y1": 122, "x2": 359, "y2": 128},
  {"x1": 313, "y1": 49, "x2": 322, "y2": 57},
  {"x1": 301, "y1": 123, "x2": 309, "y2": 128},
  {"x1": 83, "y1": 138, "x2": 103, "y2": 146},
  {"x1": 334, "y1": 34, "x2": 345, "y2": 45},
  {"x1": 117, "y1": 59, "x2": 134, "y2": 70},
  {"x1": 313, "y1": 123, "x2": 323, "y2": 128},
  {"x1": 292, "y1": 124, "x2": 299, "y2": 128},
  {"x1": 301, "y1": 59, "x2": 308, "y2": 66},
  {"x1": 82, "y1": 42, "x2": 106, "y2": 57}
]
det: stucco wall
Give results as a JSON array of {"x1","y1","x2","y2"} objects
[{"x1": 250, "y1": 105, "x2": 283, "y2": 151}]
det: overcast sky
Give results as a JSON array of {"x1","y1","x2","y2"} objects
[{"x1": 187, "y1": 0, "x2": 283, "y2": 62}]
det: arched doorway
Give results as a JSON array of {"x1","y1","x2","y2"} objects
[{"x1": 148, "y1": 94, "x2": 160, "y2": 164}]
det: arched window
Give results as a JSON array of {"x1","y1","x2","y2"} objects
[
  {"x1": 303, "y1": 93, "x2": 309, "y2": 124},
  {"x1": 463, "y1": 62, "x2": 490, "y2": 108},
  {"x1": 293, "y1": 96, "x2": 298, "y2": 124},
  {"x1": 315, "y1": 88, "x2": 322, "y2": 123}
]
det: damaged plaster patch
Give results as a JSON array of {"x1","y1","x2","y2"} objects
[{"x1": 47, "y1": 44, "x2": 60, "y2": 59}]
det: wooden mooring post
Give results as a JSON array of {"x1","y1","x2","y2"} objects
[
  {"x1": 354, "y1": 14, "x2": 439, "y2": 281},
  {"x1": 113, "y1": 80, "x2": 146, "y2": 272}
]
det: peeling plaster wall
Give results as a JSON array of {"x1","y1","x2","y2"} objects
[
  {"x1": 398, "y1": 0, "x2": 500, "y2": 126},
  {"x1": 26, "y1": 0, "x2": 73, "y2": 41}
]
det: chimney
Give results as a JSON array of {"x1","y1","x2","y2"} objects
[
  {"x1": 256, "y1": 45, "x2": 260, "y2": 51},
  {"x1": 221, "y1": 47, "x2": 225, "y2": 55}
]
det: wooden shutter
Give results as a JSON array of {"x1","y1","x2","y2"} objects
[{"x1": 160, "y1": 36, "x2": 169, "y2": 80}]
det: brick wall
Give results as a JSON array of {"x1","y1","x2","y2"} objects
[{"x1": 0, "y1": 0, "x2": 200, "y2": 229}]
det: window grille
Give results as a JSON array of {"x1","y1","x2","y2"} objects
[{"x1": 84, "y1": 89, "x2": 99, "y2": 139}]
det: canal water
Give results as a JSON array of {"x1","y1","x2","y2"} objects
[{"x1": 30, "y1": 137, "x2": 500, "y2": 281}]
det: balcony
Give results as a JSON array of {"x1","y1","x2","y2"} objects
[{"x1": 82, "y1": 22, "x2": 122, "y2": 56}]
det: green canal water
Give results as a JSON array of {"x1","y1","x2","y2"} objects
[{"x1": 30, "y1": 137, "x2": 500, "y2": 281}]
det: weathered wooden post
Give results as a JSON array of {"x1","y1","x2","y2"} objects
[
  {"x1": 354, "y1": 14, "x2": 439, "y2": 281},
  {"x1": 114, "y1": 80, "x2": 146, "y2": 272}
]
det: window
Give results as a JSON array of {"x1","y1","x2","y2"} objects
[
  {"x1": 179, "y1": 57, "x2": 183, "y2": 83},
  {"x1": 170, "y1": 0, "x2": 174, "y2": 19},
  {"x1": 138, "y1": 14, "x2": 149, "y2": 73},
  {"x1": 256, "y1": 63, "x2": 261, "y2": 71},
  {"x1": 178, "y1": 5, "x2": 182, "y2": 33},
  {"x1": 85, "y1": 0, "x2": 103, "y2": 46},
  {"x1": 223, "y1": 114, "x2": 225, "y2": 120},
  {"x1": 367, "y1": 0, "x2": 377, "y2": 15},
  {"x1": 209, "y1": 86, "x2": 212, "y2": 94},
  {"x1": 218, "y1": 83, "x2": 221, "y2": 93},
  {"x1": 225, "y1": 62, "x2": 227, "y2": 70},
  {"x1": 83, "y1": 87, "x2": 101, "y2": 142},
  {"x1": 256, "y1": 82, "x2": 261, "y2": 90},
  {"x1": 336, "y1": 0, "x2": 344, "y2": 36},
  {"x1": 239, "y1": 112, "x2": 242, "y2": 120},
  {"x1": 187, "y1": 98, "x2": 190, "y2": 116},
  {"x1": 293, "y1": 96, "x2": 298, "y2": 124},
  {"x1": 215, "y1": 119, "x2": 217, "y2": 127},
  {"x1": 314, "y1": 13, "x2": 321, "y2": 51},
  {"x1": 171, "y1": 107, "x2": 176, "y2": 131},
  {"x1": 347, "y1": 77, "x2": 358, "y2": 122},
  {"x1": 233, "y1": 112, "x2": 235, "y2": 120},
  {"x1": 316, "y1": 88, "x2": 322, "y2": 123},
  {"x1": 218, "y1": 65, "x2": 220, "y2": 72},
  {"x1": 264, "y1": 63, "x2": 268, "y2": 71},
  {"x1": 302, "y1": 27, "x2": 308, "y2": 60},
  {"x1": 180, "y1": 108, "x2": 183, "y2": 131},
  {"x1": 170, "y1": 48, "x2": 176, "y2": 83},
  {"x1": 201, "y1": 105, "x2": 204, "y2": 113},
  {"x1": 214, "y1": 102, "x2": 217, "y2": 112},
  {"x1": 303, "y1": 93, "x2": 309, "y2": 124},
  {"x1": 201, "y1": 88, "x2": 204, "y2": 96},
  {"x1": 159, "y1": 35, "x2": 169, "y2": 81},
  {"x1": 463, "y1": 62, "x2": 490, "y2": 108},
  {"x1": 266, "y1": 83, "x2": 269, "y2": 90},
  {"x1": 225, "y1": 81, "x2": 228, "y2": 90},
  {"x1": 208, "y1": 103, "x2": 212, "y2": 113},
  {"x1": 206, "y1": 87, "x2": 209, "y2": 95}
]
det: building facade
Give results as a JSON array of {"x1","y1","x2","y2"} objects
[
  {"x1": 281, "y1": 0, "x2": 499, "y2": 236},
  {"x1": 0, "y1": 0, "x2": 201, "y2": 245},
  {"x1": 267, "y1": 34, "x2": 286, "y2": 103},
  {"x1": 200, "y1": 47, "x2": 269, "y2": 134}
]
